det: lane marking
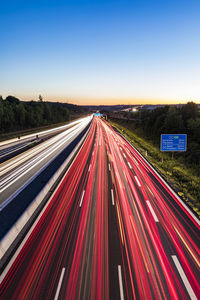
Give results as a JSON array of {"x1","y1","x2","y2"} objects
[
  {"x1": 147, "y1": 186, "x2": 154, "y2": 196},
  {"x1": 134, "y1": 175, "x2": 141, "y2": 187},
  {"x1": 0, "y1": 122, "x2": 88, "y2": 192},
  {"x1": 88, "y1": 164, "x2": 91, "y2": 172},
  {"x1": 79, "y1": 190, "x2": 85, "y2": 207},
  {"x1": 173, "y1": 225, "x2": 200, "y2": 269},
  {"x1": 172, "y1": 255, "x2": 197, "y2": 300},
  {"x1": 54, "y1": 268, "x2": 65, "y2": 300},
  {"x1": 108, "y1": 163, "x2": 111, "y2": 171},
  {"x1": 121, "y1": 133, "x2": 200, "y2": 226},
  {"x1": 116, "y1": 203, "x2": 124, "y2": 245},
  {"x1": 118, "y1": 265, "x2": 125, "y2": 300},
  {"x1": 123, "y1": 153, "x2": 126, "y2": 158},
  {"x1": 111, "y1": 189, "x2": 115, "y2": 205},
  {"x1": 146, "y1": 200, "x2": 159, "y2": 222},
  {"x1": 127, "y1": 162, "x2": 132, "y2": 169}
]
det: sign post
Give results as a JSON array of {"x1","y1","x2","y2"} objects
[{"x1": 161, "y1": 134, "x2": 187, "y2": 155}]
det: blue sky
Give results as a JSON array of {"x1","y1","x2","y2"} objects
[{"x1": 1, "y1": 0, "x2": 200, "y2": 104}]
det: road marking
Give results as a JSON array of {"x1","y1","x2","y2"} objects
[
  {"x1": 79, "y1": 190, "x2": 85, "y2": 207},
  {"x1": 111, "y1": 189, "x2": 115, "y2": 205},
  {"x1": 146, "y1": 200, "x2": 159, "y2": 222},
  {"x1": 121, "y1": 133, "x2": 200, "y2": 226},
  {"x1": 134, "y1": 175, "x2": 141, "y2": 187},
  {"x1": 120, "y1": 147, "x2": 122, "y2": 151},
  {"x1": 88, "y1": 164, "x2": 91, "y2": 172},
  {"x1": 172, "y1": 255, "x2": 197, "y2": 300},
  {"x1": 116, "y1": 203, "x2": 124, "y2": 245},
  {"x1": 147, "y1": 186, "x2": 154, "y2": 196},
  {"x1": 173, "y1": 225, "x2": 200, "y2": 269},
  {"x1": 54, "y1": 268, "x2": 65, "y2": 300},
  {"x1": 108, "y1": 163, "x2": 111, "y2": 171},
  {"x1": 118, "y1": 265, "x2": 125, "y2": 300},
  {"x1": 123, "y1": 153, "x2": 126, "y2": 158},
  {"x1": 127, "y1": 162, "x2": 132, "y2": 169}
]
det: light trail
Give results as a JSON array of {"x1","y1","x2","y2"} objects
[
  {"x1": 0, "y1": 117, "x2": 199, "y2": 299},
  {"x1": 0, "y1": 116, "x2": 92, "y2": 208}
]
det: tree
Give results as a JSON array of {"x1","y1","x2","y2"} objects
[
  {"x1": 0, "y1": 96, "x2": 3, "y2": 132},
  {"x1": 38, "y1": 94, "x2": 43, "y2": 102},
  {"x1": 187, "y1": 118, "x2": 200, "y2": 141},
  {"x1": 181, "y1": 102, "x2": 199, "y2": 121},
  {"x1": 16, "y1": 103, "x2": 26, "y2": 128},
  {"x1": 5, "y1": 95, "x2": 20, "y2": 104},
  {"x1": 164, "y1": 106, "x2": 184, "y2": 133}
]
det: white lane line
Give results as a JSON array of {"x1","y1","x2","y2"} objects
[
  {"x1": 111, "y1": 189, "x2": 115, "y2": 205},
  {"x1": 118, "y1": 265, "x2": 125, "y2": 300},
  {"x1": 108, "y1": 163, "x2": 111, "y2": 171},
  {"x1": 0, "y1": 122, "x2": 87, "y2": 192},
  {"x1": 134, "y1": 175, "x2": 141, "y2": 187},
  {"x1": 146, "y1": 200, "x2": 159, "y2": 222},
  {"x1": 79, "y1": 190, "x2": 85, "y2": 207},
  {"x1": 123, "y1": 153, "x2": 126, "y2": 158},
  {"x1": 88, "y1": 164, "x2": 91, "y2": 172},
  {"x1": 54, "y1": 268, "x2": 65, "y2": 300},
  {"x1": 172, "y1": 255, "x2": 197, "y2": 300},
  {"x1": 121, "y1": 133, "x2": 200, "y2": 226},
  {"x1": 127, "y1": 162, "x2": 132, "y2": 169},
  {"x1": 120, "y1": 147, "x2": 122, "y2": 151}
]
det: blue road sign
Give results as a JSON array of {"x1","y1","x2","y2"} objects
[
  {"x1": 161, "y1": 134, "x2": 187, "y2": 151},
  {"x1": 94, "y1": 113, "x2": 103, "y2": 117}
]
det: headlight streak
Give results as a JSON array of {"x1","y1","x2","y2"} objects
[
  {"x1": 0, "y1": 117, "x2": 91, "y2": 208},
  {"x1": 0, "y1": 117, "x2": 199, "y2": 299}
]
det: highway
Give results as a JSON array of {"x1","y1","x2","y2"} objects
[
  {"x1": 0, "y1": 119, "x2": 88, "y2": 163},
  {"x1": 0, "y1": 117, "x2": 91, "y2": 206},
  {"x1": 0, "y1": 118, "x2": 85, "y2": 149},
  {"x1": 0, "y1": 117, "x2": 199, "y2": 299}
]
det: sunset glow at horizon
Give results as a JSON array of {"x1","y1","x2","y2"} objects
[{"x1": 1, "y1": 0, "x2": 200, "y2": 105}]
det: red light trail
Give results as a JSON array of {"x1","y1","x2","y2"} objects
[{"x1": 0, "y1": 117, "x2": 199, "y2": 299}]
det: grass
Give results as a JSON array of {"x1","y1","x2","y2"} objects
[{"x1": 109, "y1": 119, "x2": 200, "y2": 218}]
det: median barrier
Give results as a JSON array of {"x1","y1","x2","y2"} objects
[{"x1": 0, "y1": 120, "x2": 92, "y2": 272}]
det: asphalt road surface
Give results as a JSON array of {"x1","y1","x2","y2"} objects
[
  {"x1": 0, "y1": 117, "x2": 199, "y2": 299},
  {"x1": 0, "y1": 117, "x2": 91, "y2": 206}
]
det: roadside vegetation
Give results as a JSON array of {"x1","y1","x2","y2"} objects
[
  {"x1": 108, "y1": 102, "x2": 200, "y2": 217},
  {"x1": 0, "y1": 95, "x2": 85, "y2": 135}
]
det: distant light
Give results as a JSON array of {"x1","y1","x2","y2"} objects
[{"x1": 132, "y1": 108, "x2": 137, "y2": 112}]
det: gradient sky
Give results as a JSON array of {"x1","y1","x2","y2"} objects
[{"x1": 1, "y1": 0, "x2": 200, "y2": 105}]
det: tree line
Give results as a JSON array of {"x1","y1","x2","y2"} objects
[
  {"x1": 0, "y1": 95, "x2": 84, "y2": 134},
  {"x1": 109, "y1": 102, "x2": 200, "y2": 171}
]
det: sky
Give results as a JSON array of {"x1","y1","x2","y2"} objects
[{"x1": 1, "y1": 0, "x2": 200, "y2": 105}]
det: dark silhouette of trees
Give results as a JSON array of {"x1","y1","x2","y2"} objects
[
  {"x1": 0, "y1": 96, "x2": 82, "y2": 134},
  {"x1": 5, "y1": 95, "x2": 20, "y2": 104},
  {"x1": 111, "y1": 102, "x2": 200, "y2": 170},
  {"x1": 38, "y1": 94, "x2": 43, "y2": 102}
]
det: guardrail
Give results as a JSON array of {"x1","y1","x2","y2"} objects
[{"x1": 0, "y1": 120, "x2": 92, "y2": 273}]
